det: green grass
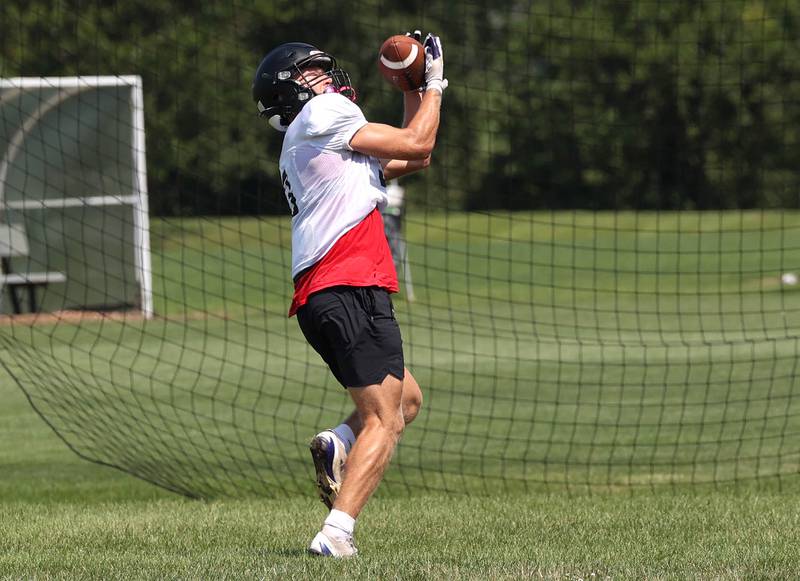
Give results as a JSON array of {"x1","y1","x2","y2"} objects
[
  {"x1": 2, "y1": 210, "x2": 800, "y2": 576},
  {"x1": 2, "y1": 372, "x2": 800, "y2": 578}
]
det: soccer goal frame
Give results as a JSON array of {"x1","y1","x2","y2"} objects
[{"x1": 0, "y1": 76, "x2": 153, "y2": 318}]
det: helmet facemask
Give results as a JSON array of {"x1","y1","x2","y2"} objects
[{"x1": 291, "y1": 56, "x2": 357, "y2": 104}]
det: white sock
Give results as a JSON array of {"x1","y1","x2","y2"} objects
[
  {"x1": 331, "y1": 423, "x2": 356, "y2": 454},
  {"x1": 323, "y1": 508, "x2": 355, "y2": 539}
]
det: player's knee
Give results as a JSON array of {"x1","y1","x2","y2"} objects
[
  {"x1": 412, "y1": 385, "x2": 423, "y2": 412},
  {"x1": 403, "y1": 385, "x2": 423, "y2": 425},
  {"x1": 401, "y1": 370, "x2": 423, "y2": 423}
]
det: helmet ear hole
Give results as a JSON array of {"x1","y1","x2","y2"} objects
[{"x1": 268, "y1": 115, "x2": 289, "y2": 132}]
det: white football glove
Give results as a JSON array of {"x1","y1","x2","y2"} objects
[{"x1": 423, "y1": 33, "x2": 448, "y2": 94}]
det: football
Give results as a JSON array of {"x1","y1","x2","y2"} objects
[{"x1": 378, "y1": 35, "x2": 425, "y2": 92}]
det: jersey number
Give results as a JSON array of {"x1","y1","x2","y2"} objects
[{"x1": 282, "y1": 170, "x2": 298, "y2": 216}]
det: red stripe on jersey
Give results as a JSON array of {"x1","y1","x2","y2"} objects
[{"x1": 288, "y1": 208, "x2": 399, "y2": 317}]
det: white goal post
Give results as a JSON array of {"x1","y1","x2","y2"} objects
[{"x1": 0, "y1": 76, "x2": 153, "y2": 318}]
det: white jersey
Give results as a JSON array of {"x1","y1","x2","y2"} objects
[{"x1": 280, "y1": 93, "x2": 388, "y2": 278}]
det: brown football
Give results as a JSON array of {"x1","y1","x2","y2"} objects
[{"x1": 378, "y1": 35, "x2": 425, "y2": 92}]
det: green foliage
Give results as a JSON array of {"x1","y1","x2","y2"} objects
[
  {"x1": 2, "y1": 0, "x2": 800, "y2": 213},
  {"x1": 467, "y1": 1, "x2": 800, "y2": 210}
]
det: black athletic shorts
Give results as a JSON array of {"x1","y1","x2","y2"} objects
[{"x1": 296, "y1": 286, "x2": 404, "y2": 388}]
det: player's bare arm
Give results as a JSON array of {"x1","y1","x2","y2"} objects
[
  {"x1": 381, "y1": 90, "x2": 432, "y2": 180},
  {"x1": 349, "y1": 90, "x2": 441, "y2": 160}
]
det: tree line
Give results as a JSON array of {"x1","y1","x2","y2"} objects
[{"x1": 2, "y1": 0, "x2": 799, "y2": 215}]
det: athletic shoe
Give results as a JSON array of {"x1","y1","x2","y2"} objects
[
  {"x1": 309, "y1": 430, "x2": 347, "y2": 509},
  {"x1": 308, "y1": 530, "x2": 358, "y2": 558}
]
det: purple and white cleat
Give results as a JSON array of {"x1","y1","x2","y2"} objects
[{"x1": 308, "y1": 430, "x2": 347, "y2": 509}]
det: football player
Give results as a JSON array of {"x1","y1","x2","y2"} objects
[{"x1": 252, "y1": 33, "x2": 445, "y2": 557}]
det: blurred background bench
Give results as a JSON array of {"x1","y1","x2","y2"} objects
[{"x1": 0, "y1": 223, "x2": 66, "y2": 314}]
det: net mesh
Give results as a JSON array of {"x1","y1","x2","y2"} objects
[{"x1": 1, "y1": 1, "x2": 799, "y2": 497}]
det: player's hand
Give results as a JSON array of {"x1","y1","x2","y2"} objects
[
  {"x1": 404, "y1": 29, "x2": 422, "y2": 43},
  {"x1": 404, "y1": 30, "x2": 425, "y2": 91},
  {"x1": 423, "y1": 33, "x2": 447, "y2": 94}
]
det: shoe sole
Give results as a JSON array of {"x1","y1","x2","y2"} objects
[
  {"x1": 308, "y1": 547, "x2": 358, "y2": 558},
  {"x1": 309, "y1": 436, "x2": 340, "y2": 509}
]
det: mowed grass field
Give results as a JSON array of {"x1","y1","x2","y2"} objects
[
  {"x1": 2, "y1": 210, "x2": 800, "y2": 577},
  {"x1": 2, "y1": 372, "x2": 800, "y2": 579}
]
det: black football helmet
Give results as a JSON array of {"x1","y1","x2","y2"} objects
[{"x1": 252, "y1": 42, "x2": 356, "y2": 130}]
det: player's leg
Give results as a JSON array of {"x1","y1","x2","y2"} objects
[
  {"x1": 333, "y1": 372, "x2": 405, "y2": 518},
  {"x1": 400, "y1": 367, "x2": 422, "y2": 425},
  {"x1": 345, "y1": 365, "x2": 421, "y2": 428},
  {"x1": 310, "y1": 367, "x2": 420, "y2": 514},
  {"x1": 332, "y1": 366, "x2": 420, "y2": 439},
  {"x1": 309, "y1": 369, "x2": 422, "y2": 557},
  {"x1": 304, "y1": 287, "x2": 409, "y2": 557},
  {"x1": 309, "y1": 372, "x2": 404, "y2": 557},
  {"x1": 309, "y1": 372, "x2": 405, "y2": 557}
]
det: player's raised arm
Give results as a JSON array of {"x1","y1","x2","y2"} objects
[
  {"x1": 349, "y1": 34, "x2": 446, "y2": 164},
  {"x1": 380, "y1": 90, "x2": 431, "y2": 180}
]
